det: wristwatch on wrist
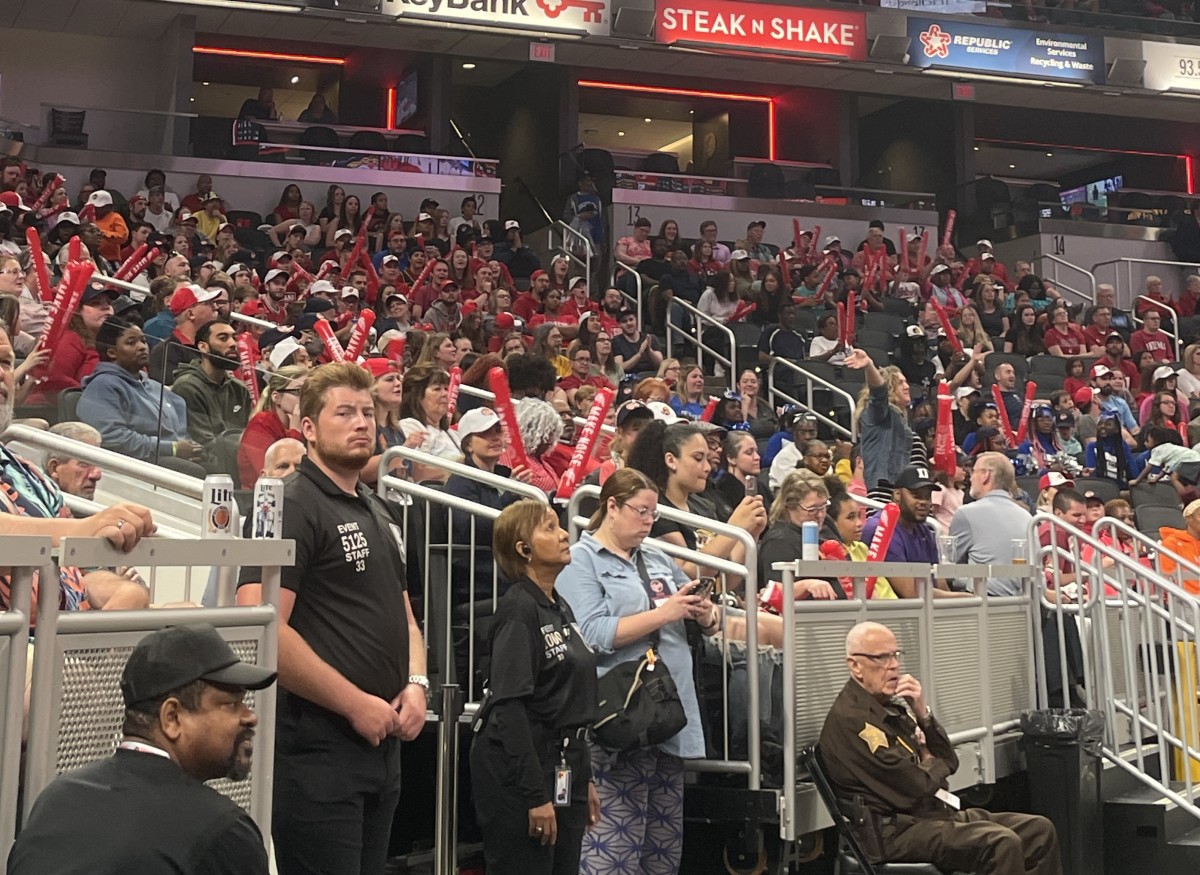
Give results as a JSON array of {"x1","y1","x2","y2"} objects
[{"x1": 408, "y1": 674, "x2": 430, "y2": 693}]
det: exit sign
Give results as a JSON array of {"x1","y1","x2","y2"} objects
[
  {"x1": 530, "y1": 41, "x2": 555, "y2": 63},
  {"x1": 952, "y1": 82, "x2": 975, "y2": 101}
]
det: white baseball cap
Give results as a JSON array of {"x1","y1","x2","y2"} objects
[
  {"x1": 268, "y1": 337, "x2": 304, "y2": 369},
  {"x1": 309, "y1": 280, "x2": 336, "y2": 296},
  {"x1": 457, "y1": 407, "x2": 502, "y2": 440},
  {"x1": 263, "y1": 268, "x2": 288, "y2": 284},
  {"x1": 504, "y1": 219, "x2": 521, "y2": 231},
  {"x1": 86, "y1": 190, "x2": 113, "y2": 208}
]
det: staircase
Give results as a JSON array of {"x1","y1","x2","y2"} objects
[{"x1": 1038, "y1": 515, "x2": 1200, "y2": 875}]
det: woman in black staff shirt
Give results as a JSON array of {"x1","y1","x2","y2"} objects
[{"x1": 471, "y1": 500, "x2": 600, "y2": 875}]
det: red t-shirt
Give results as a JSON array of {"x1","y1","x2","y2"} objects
[
  {"x1": 1081, "y1": 324, "x2": 1114, "y2": 351},
  {"x1": 560, "y1": 297, "x2": 599, "y2": 323},
  {"x1": 1097, "y1": 354, "x2": 1139, "y2": 382},
  {"x1": 1176, "y1": 293, "x2": 1200, "y2": 318},
  {"x1": 1135, "y1": 292, "x2": 1177, "y2": 319},
  {"x1": 513, "y1": 292, "x2": 542, "y2": 322},
  {"x1": 1043, "y1": 325, "x2": 1086, "y2": 356},
  {"x1": 1130, "y1": 329, "x2": 1173, "y2": 362}
]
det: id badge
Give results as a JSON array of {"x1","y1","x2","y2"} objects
[{"x1": 554, "y1": 767, "x2": 573, "y2": 807}]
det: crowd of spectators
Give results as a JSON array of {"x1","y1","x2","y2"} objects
[{"x1": 0, "y1": 150, "x2": 1193, "y2": 874}]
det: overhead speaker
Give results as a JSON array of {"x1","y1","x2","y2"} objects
[
  {"x1": 610, "y1": 0, "x2": 656, "y2": 40},
  {"x1": 1107, "y1": 58, "x2": 1146, "y2": 88},
  {"x1": 870, "y1": 34, "x2": 911, "y2": 65}
]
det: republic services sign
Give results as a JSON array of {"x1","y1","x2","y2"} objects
[
  {"x1": 906, "y1": 17, "x2": 1105, "y2": 84},
  {"x1": 392, "y1": 0, "x2": 611, "y2": 35},
  {"x1": 654, "y1": 0, "x2": 867, "y2": 61}
]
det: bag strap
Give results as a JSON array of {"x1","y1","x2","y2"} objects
[{"x1": 633, "y1": 551, "x2": 661, "y2": 651}]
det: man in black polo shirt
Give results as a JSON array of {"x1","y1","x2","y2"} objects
[
  {"x1": 612, "y1": 308, "x2": 664, "y2": 376},
  {"x1": 758, "y1": 300, "x2": 807, "y2": 381},
  {"x1": 238, "y1": 362, "x2": 428, "y2": 875}
]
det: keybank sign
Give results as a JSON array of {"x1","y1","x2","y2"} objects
[{"x1": 392, "y1": 0, "x2": 611, "y2": 34}]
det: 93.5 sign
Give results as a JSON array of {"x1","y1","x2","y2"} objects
[{"x1": 1143, "y1": 44, "x2": 1200, "y2": 91}]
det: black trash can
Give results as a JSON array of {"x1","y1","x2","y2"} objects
[{"x1": 1020, "y1": 709, "x2": 1104, "y2": 875}]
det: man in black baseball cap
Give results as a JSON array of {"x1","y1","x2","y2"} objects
[
  {"x1": 9, "y1": 623, "x2": 275, "y2": 874},
  {"x1": 861, "y1": 464, "x2": 944, "y2": 598}
]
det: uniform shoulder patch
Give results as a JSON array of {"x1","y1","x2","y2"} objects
[{"x1": 859, "y1": 722, "x2": 889, "y2": 754}]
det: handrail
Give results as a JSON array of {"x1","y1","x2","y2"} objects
[
  {"x1": 1034, "y1": 254, "x2": 1096, "y2": 305},
  {"x1": 62, "y1": 494, "x2": 195, "y2": 540},
  {"x1": 457, "y1": 384, "x2": 494, "y2": 402},
  {"x1": 611, "y1": 262, "x2": 644, "y2": 331},
  {"x1": 549, "y1": 220, "x2": 594, "y2": 291},
  {"x1": 1093, "y1": 256, "x2": 1200, "y2": 314},
  {"x1": 566, "y1": 483, "x2": 762, "y2": 791},
  {"x1": 0, "y1": 538, "x2": 51, "y2": 854},
  {"x1": 665, "y1": 297, "x2": 735, "y2": 387},
  {"x1": 1030, "y1": 511, "x2": 1200, "y2": 820},
  {"x1": 96, "y1": 273, "x2": 279, "y2": 331},
  {"x1": 378, "y1": 445, "x2": 549, "y2": 504},
  {"x1": 3, "y1": 424, "x2": 203, "y2": 500},
  {"x1": 1131, "y1": 294, "x2": 1181, "y2": 360},
  {"x1": 1094, "y1": 516, "x2": 1200, "y2": 596},
  {"x1": 765, "y1": 357, "x2": 856, "y2": 441}
]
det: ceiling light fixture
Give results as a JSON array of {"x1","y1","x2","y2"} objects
[
  {"x1": 290, "y1": 75, "x2": 300, "y2": 84},
  {"x1": 644, "y1": 117, "x2": 652, "y2": 123},
  {"x1": 618, "y1": 131, "x2": 626, "y2": 136},
  {"x1": 462, "y1": 62, "x2": 476, "y2": 70}
]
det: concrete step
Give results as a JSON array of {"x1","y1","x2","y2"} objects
[{"x1": 1104, "y1": 783, "x2": 1199, "y2": 875}]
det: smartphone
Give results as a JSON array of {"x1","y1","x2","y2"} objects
[
  {"x1": 694, "y1": 577, "x2": 717, "y2": 601},
  {"x1": 743, "y1": 474, "x2": 758, "y2": 497}
]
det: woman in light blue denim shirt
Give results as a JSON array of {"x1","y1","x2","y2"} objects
[{"x1": 556, "y1": 468, "x2": 719, "y2": 875}]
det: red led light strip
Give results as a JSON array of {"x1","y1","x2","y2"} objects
[
  {"x1": 386, "y1": 87, "x2": 396, "y2": 131},
  {"x1": 193, "y1": 46, "x2": 346, "y2": 65}
]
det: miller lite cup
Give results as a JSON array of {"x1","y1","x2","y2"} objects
[
  {"x1": 202, "y1": 474, "x2": 236, "y2": 539},
  {"x1": 252, "y1": 477, "x2": 284, "y2": 540},
  {"x1": 801, "y1": 521, "x2": 820, "y2": 562}
]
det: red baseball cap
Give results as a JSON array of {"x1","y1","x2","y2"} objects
[
  {"x1": 240, "y1": 300, "x2": 265, "y2": 317},
  {"x1": 170, "y1": 284, "x2": 221, "y2": 316},
  {"x1": 495, "y1": 312, "x2": 515, "y2": 331}
]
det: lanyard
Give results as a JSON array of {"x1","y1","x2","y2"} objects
[{"x1": 118, "y1": 740, "x2": 172, "y2": 760}]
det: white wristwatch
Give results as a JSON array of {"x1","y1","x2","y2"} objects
[{"x1": 408, "y1": 674, "x2": 430, "y2": 693}]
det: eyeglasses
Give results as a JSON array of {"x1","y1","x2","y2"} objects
[
  {"x1": 0, "y1": 268, "x2": 25, "y2": 276},
  {"x1": 852, "y1": 650, "x2": 904, "y2": 666},
  {"x1": 277, "y1": 388, "x2": 302, "y2": 396},
  {"x1": 1161, "y1": 399, "x2": 1177, "y2": 405},
  {"x1": 622, "y1": 503, "x2": 661, "y2": 522},
  {"x1": 800, "y1": 500, "x2": 830, "y2": 514}
]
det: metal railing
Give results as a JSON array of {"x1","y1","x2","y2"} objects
[
  {"x1": 1034, "y1": 254, "x2": 1096, "y2": 306},
  {"x1": 0, "y1": 537, "x2": 54, "y2": 854},
  {"x1": 1034, "y1": 512, "x2": 1200, "y2": 821},
  {"x1": 765, "y1": 357, "x2": 857, "y2": 441},
  {"x1": 1131, "y1": 294, "x2": 1182, "y2": 361},
  {"x1": 610, "y1": 260, "x2": 644, "y2": 331},
  {"x1": 376, "y1": 448, "x2": 550, "y2": 875},
  {"x1": 776, "y1": 557, "x2": 1038, "y2": 842},
  {"x1": 567, "y1": 484, "x2": 763, "y2": 789},
  {"x1": 22, "y1": 536, "x2": 292, "y2": 840},
  {"x1": 97, "y1": 274, "x2": 277, "y2": 331},
  {"x1": 548, "y1": 220, "x2": 593, "y2": 293},
  {"x1": 3, "y1": 424, "x2": 203, "y2": 501},
  {"x1": 1093, "y1": 257, "x2": 1200, "y2": 314},
  {"x1": 665, "y1": 297, "x2": 735, "y2": 387}
]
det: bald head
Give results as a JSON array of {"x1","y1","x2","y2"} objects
[
  {"x1": 263, "y1": 438, "x2": 305, "y2": 479},
  {"x1": 845, "y1": 622, "x2": 902, "y2": 699}
]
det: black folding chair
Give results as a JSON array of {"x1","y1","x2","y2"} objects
[{"x1": 801, "y1": 744, "x2": 948, "y2": 875}]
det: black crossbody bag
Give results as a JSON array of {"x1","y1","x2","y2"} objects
[{"x1": 592, "y1": 553, "x2": 688, "y2": 753}]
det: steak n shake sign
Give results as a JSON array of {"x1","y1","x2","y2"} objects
[
  {"x1": 391, "y1": 0, "x2": 611, "y2": 36},
  {"x1": 654, "y1": 0, "x2": 867, "y2": 61}
]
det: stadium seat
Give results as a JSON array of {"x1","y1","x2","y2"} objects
[
  {"x1": 1016, "y1": 476, "x2": 1041, "y2": 498},
  {"x1": 299, "y1": 126, "x2": 340, "y2": 164},
  {"x1": 1130, "y1": 481, "x2": 1181, "y2": 509},
  {"x1": 863, "y1": 313, "x2": 907, "y2": 337},
  {"x1": 1073, "y1": 478, "x2": 1121, "y2": 504},
  {"x1": 792, "y1": 310, "x2": 818, "y2": 337},
  {"x1": 731, "y1": 322, "x2": 762, "y2": 373},
  {"x1": 348, "y1": 130, "x2": 388, "y2": 152},
  {"x1": 880, "y1": 297, "x2": 915, "y2": 318},
  {"x1": 1136, "y1": 504, "x2": 1184, "y2": 536},
  {"x1": 1029, "y1": 357, "x2": 1067, "y2": 377},
  {"x1": 855, "y1": 328, "x2": 896, "y2": 350},
  {"x1": 1030, "y1": 373, "x2": 1064, "y2": 395},
  {"x1": 862, "y1": 346, "x2": 891, "y2": 368},
  {"x1": 225, "y1": 210, "x2": 264, "y2": 231}
]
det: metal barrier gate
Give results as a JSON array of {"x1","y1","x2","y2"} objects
[
  {"x1": 0, "y1": 536, "x2": 54, "y2": 853},
  {"x1": 22, "y1": 536, "x2": 293, "y2": 838},
  {"x1": 1048, "y1": 513, "x2": 1200, "y2": 819}
]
